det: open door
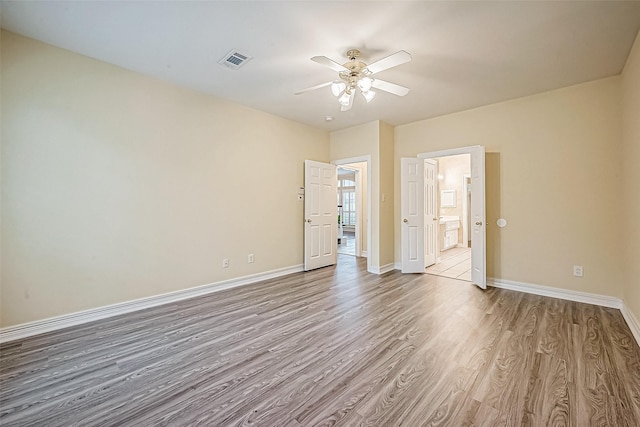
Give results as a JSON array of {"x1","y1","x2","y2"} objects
[
  {"x1": 470, "y1": 146, "x2": 486, "y2": 289},
  {"x1": 406, "y1": 146, "x2": 486, "y2": 286},
  {"x1": 424, "y1": 160, "x2": 437, "y2": 268},
  {"x1": 304, "y1": 160, "x2": 337, "y2": 271},
  {"x1": 401, "y1": 158, "x2": 425, "y2": 273}
]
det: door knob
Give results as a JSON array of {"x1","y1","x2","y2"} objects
[
  {"x1": 306, "y1": 219, "x2": 312, "y2": 223},
  {"x1": 475, "y1": 221, "x2": 483, "y2": 226},
  {"x1": 403, "y1": 218, "x2": 408, "y2": 223}
]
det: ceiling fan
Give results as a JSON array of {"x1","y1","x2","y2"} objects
[{"x1": 295, "y1": 49, "x2": 411, "y2": 111}]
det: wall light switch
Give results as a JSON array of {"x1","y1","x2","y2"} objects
[{"x1": 223, "y1": 258, "x2": 229, "y2": 268}]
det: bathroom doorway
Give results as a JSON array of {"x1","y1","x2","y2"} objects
[
  {"x1": 426, "y1": 153, "x2": 472, "y2": 281},
  {"x1": 401, "y1": 145, "x2": 485, "y2": 287}
]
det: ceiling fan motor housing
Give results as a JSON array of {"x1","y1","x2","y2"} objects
[{"x1": 340, "y1": 50, "x2": 371, "y2": 91}]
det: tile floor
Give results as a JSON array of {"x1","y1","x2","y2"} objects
[
  {"x1": 425, "y1": 246, "x2": 471, "y2": 281},
  {"x1": 338, "y1": 231, "x2": 356, "y2": 256}
]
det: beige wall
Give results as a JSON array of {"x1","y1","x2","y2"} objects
[
  {"x1": 1, "y1": 32, "x2": 329, "y2": 326},
  {"x1": 395, "y1": 76, "x2": 623, "y2": 297},
  {"x1": 330, "y1": 120, "x2": 395, "y2": 270},
  {"x1": 330, "y1": 121, "x2": 380, "y2": 268},
  {"x1": 621, "y1": 31, "x2": 640, "y2": 323}
]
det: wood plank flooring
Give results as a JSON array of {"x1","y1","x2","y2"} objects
[{"x1": 1, "y1": 255, "x2": 640, "y2": 426}]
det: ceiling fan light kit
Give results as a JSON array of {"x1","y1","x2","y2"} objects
[
  {"x1": 330, "y1": 81, "x2": 346, "y2": 96},
  {"x1": 357, "y1": 76, "x2": 373, "y2": 92},
  {"x1": 338, "y1": 91, "x2": 351, "y2": 106},
  {"x1": 362, "y1": 90, "x2": 376, "y2": 103},
  {"x1": 296, "y1": 48, "x2": 412, "y2": 111}
]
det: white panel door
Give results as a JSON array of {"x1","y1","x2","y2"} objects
[
  {"x1": 304, "y1": 160, "x2": 337, "y2": 271},
  {"x1": 401, "y1": 158, "x2": 425, "y2": 273},
  {"x1": 424, "y1": 160, "x2": 437, "y2": 267},
  {"x1": 470, "y1": 146, "x2": 487, "y2": 289}
]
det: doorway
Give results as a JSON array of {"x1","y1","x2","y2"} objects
[
  {"x1": 333, "y1": 157, "x2": 371, "y2": 271},
  {"x1": 337, "y1": 166, "x2": 358, "y2": 256},
  {"x1": 401, "y1": 145, "x2": 486, "y2": 289},
  {"x1": 425, "y1": 153, "x2": 471, "y2": 281}
]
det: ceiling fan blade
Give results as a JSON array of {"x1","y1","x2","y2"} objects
[
  {"x1": 371, "y1": 79, "x2": 410, "y2": 96},
  {"x1": 311, "y1": 56, "x2": 348, "y2": 72},
  {"x1": 365, "y1": 50, "x2": 411, "y2": 75},
  {"x1": 340, "y1": 91, "x2": 355, "y2": 111},
  {"x1": 294, "y1": 81, "x2": 332, "y2": 95}
]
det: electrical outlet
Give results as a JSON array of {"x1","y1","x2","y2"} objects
[
  {"x1": 223, "y1": 258, "x2": 229, "y2": 268},
  {"x1": 573, "y1": 265, "x2": 583, "y2": 277},
  {"x1": 248, "y1": 253, "x2": 254, "y2": 263}
]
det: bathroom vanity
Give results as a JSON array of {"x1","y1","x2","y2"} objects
[{"x1": 439, "y1": 216, "x2": 460, "y2": 250}]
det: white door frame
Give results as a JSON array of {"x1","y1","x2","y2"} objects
[
  {"x1": 354, "y1": 168, "x2": 362, "y2": 257},
  {"x1": 462, "y1": 174, "x2": 471, "y2": 248},
  {"x1": 333, "y1": 156, "x2": 372, "y2": 273},
  {"x1": 417, "y1": 146, "x2": 486, "y2": 289},
  {"x1": 424, "y1": 159, "x2": 438, "y2": 268}
]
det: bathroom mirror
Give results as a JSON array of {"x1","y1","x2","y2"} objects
[{"x1": 441, "y1": 189, "x2": 456, "y2": 208}]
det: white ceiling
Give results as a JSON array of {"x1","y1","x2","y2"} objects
[{"x1": 2, "y1": 1, "x2": 640, "y2": 131}]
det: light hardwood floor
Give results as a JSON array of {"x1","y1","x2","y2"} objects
[{"x1": 1, "y1": 255, "x2": 639, "y2": 426}]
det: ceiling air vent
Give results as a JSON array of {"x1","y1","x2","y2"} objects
[{"x1": 218, "y1": 50, "x2": 252, "y2": 70}]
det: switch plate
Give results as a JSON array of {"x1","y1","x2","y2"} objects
[
  {"x1": 573, "y1": 265, "x2": 583, "y2": 277},
  {"x1": 248, "y1": 254, "x2": 254, "y2": 263},
  {"x1": 223, "y1": 258, "x2": 229, "y2": 268}
]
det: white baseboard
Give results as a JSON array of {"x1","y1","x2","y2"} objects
[
  {"x1": 621, "y1": 303, "x2": 640, "y2": 349},
  {"x1": 0, "y1": 264, "x2": 304, "y2": 343},
  {"x1": 370, "y1": 263, "x2": 396, "y2": 275},
  {"x1": 394, "y1": 262, "x2": 402, "y2": 270},
  {"x1": 488, "y1": 277, "x2": 622, "y2": 309}
]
